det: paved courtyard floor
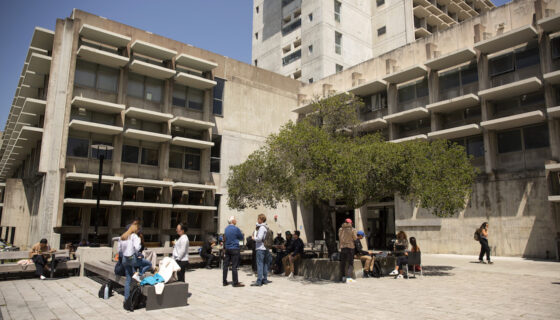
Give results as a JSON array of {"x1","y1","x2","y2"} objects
[{"x1": 0, "y1": 254, "x2": 558, "y2": 320}]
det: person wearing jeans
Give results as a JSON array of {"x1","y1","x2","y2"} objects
[
  {"x1": 478, "y1": 222, "x2": 493, "y2": 264},
  {"x1": 338, "y1": 219, "x2": 357, "y2": 283},
  {"x1": 251, "y1": 213, "x2": 271, "y2": 287},
  {"x1": 223, "y1": 216, "x2": 245, "y2": 287},
  {"x1": 118, "y1": 223, "x2": 142, "y2": 301}
]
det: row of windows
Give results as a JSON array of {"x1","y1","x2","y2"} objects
[{"x1": 74, "y1": 60, "x2": 225, "y2": 116}]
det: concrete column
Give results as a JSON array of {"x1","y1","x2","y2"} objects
[
  {"x1": 113, "y1": 68, "x2": 126, "y2": 175},
  {"x1": 539, "y1": 33, "x2": 560, "y2": 161},
  {"x1": 477, "y1": 52, "x2": 495, "y2": 174},
  {"x1": 428, "y1": 69, "x2": 441, "y2": 131},
  {"x1": 387, "y1": 83, "x2": 399, "y2": 140},
  {"x1": 35, "y1": 18, "x2": 79, "y2": 249}
]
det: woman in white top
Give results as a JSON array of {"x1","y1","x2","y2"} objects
[
  {"x1": 118, "y1": 223, "x2": 147, "y2": 300},
  {"x1": 172, "y1": 222, "x2": 189, "y2": 282}
]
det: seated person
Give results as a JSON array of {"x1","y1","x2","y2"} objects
[
  {"x1": 273, "y1": 231, "x2": 292, "y2": 274},
  {"x1": 200, "y1": 236, "x2": 217, "y2": 269},
  {"x1": 273, "y1": 232, "x2": 285, "y2": 254},
  {"x1": 355, "y1": 231, "x2": 374, "y2": 278},
  {"x1": 282, "y1": 230, "x2": 304, "y2": 278},
  {"x1": 29, "y1": 238, "x2": 56, "y2": 280},
  {"x1": 390, "y1": 236, "x2": 420, "y2": 279}
]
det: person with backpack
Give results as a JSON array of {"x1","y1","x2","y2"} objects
[
  {"x1": 477, "y1": 222, "x2": 493, "y2": 264},
  {"x1": 282, "y1": 230, "x2": 304, "y2": 278},
  {"x1": 338, "y1": 218, "x2": 357, "y2": 283},
  {"x1": 251, "y1": 213, "x2": 272, "y2": 286}
]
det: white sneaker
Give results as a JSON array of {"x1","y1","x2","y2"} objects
[
  {"x1": 40, "y1": 275, "x2": 46, "y2": 280},
  {"x1": 288, "y1": 273, "x2": 294, "y2": 279},
  {"x1": 389, "y1": 270, "x2": 398, "y2": 276},
  {"x1": 396, "y1": 274, "x2": 403, "y2": 279},
  {"x1": 346, "y1": 278, "x2": 357, "y2": 283},
  {"x1": 132, "y1": 272, "x2": 141, "y2": 282}
]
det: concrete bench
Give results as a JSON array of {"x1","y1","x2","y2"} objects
[
  {"x1": 0, "y1": 250, "x2": 80, "y2": 278},
  {"x1": 84, "y1": 260, "x2": 189, "y2": 311},
  {"x1": 297, "y1": 258, "x2": 364, "y2": 281}
]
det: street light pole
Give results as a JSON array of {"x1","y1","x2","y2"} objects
[{"x1": 91, "y1": 144, "x2": 113, "y2": 247}]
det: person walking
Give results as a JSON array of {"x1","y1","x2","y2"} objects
[
  {"x1": 251, "y1": 214, "x2": 271, "y2": 287},
  {"x1": 338, "y1": 218, "x2": 357, "y2": 283},
  {"x1": 477, "y1": 222, "x2": 493, "y2": 264},
  {"x1": 223, "y1": 215, "x2": 245, "y2": 287},
  {"x1": 173, "y1": 222, "x2": 190, "y2": 282}
]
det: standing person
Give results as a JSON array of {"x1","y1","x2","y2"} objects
[
  {"x1": 200, "y1": 235, "x2": 217, "y2": 269},
  {"x1": 223, "y1": 216, "x2": 245, "y2": 287},
  {"x1": 338, "y1": 218, "x2": 357, "y2": 283},
  {"x1": 282, "y1": 230, "x2": 304, "y2": 278},
  {"x1": 251, "y1": 214, "x2": 271, "y2": 287},
  {"x1": 173, "y1": 222, "x2": 190, "y2": 282},
  {"x1": 29, "y1": 238, "x2": 56, "y2": 280},
  {"x1": 118, "y1": 224, "x2": 143, "y2": 301},
  {"x1": 478, "y1": 222, "x2": 493, "y2": 264},
  {"x1": 355, "y1": 231, "x2": 374, "y2": 278}
]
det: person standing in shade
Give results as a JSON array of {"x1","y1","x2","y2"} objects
[
  {"x1": 29, "y1": 238, "x2": 56, "y2": 280},
  {"x1": 478, "y1": 222, "x2": 493, "y2": 264},
  {"x1": 338, "y1": 218, "x2": 357, "y2": 283},
  {"x1": 251, "y1": 213, "x2": 271, "y2": 287},
  {"x1": 173, "y1": 222, "x2": 190, "y2": 282},
  {"x1": 223, "y1": 216, "x2": 245, "y2": 287}
]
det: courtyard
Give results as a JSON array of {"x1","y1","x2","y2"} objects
[{"x1": 0, "y1": 254, "x2": 558, "y2": 320}]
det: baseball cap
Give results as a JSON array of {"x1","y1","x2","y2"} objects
[
  {"x1": 345, "y1": 218, "x2": 352, "y2": 224},
  {"x1": 357, "y1": 230, "x2": 365, "y2": 236}
]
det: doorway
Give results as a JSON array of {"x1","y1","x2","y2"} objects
[
  {"x1": 366, "y1": 206, "x2": 395, "y2": 250},
  {"x1": 335, "y1": 210, "x2": 354, "y2": 240}
]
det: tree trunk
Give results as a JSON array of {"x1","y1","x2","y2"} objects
[{"x1": 318, "y1": 200, "x2": 338, "y2": 256}]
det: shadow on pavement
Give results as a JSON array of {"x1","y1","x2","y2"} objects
[{"x1": 420, "y1": 265, "x2": 454, "y2": 277}]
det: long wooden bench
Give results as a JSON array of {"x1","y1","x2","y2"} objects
[
  {"x1": 84, "y1": 260, "x2": 189, "y2": 311},
  {"x1": 0, "y1": 250, "x2": 80, "y2": 278}
]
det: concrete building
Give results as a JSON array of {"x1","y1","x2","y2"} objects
[
  {"x1": 252, "y1": 0, "x2": 495, "y2": 82},
  {"x1": 294, "y1": 0, "x2": 560, "y2": 259},
  {"x1": 0, "y1": 9, "x2": 300, "y2": 249}
]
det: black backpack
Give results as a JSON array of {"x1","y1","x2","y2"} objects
[
  {"x1": 371, "y1": 260, "x2": 382, "y2": 278},
  {"x1": 98, "y1": 282, "x2": 113, "y2": 299},
  {"x1": 330, "y1": 252, "x2": 340, "y2": 261},
  {"x1": 123, "y1": 286, "x2": 146, "y2": 311}
]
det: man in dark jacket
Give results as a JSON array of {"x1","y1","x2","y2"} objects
[
  {"x1": 200, "y1": 236, "x2": 217, "y2": 269},
  {"x1": 355, "y1": 231, "x2": 374, "y2": 278},
  {"x1": 282, "y1": 230, "x2": 304, "y2": 277}
]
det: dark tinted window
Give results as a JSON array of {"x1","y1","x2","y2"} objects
[
  {"x1": 62, "y1": 207, "x2": 82, "y2": 226},
  {"x1": 515, "y1": 46, "x2": 540, "y2": 69},
  {"x1": 122, "y1": 145, "x2": 139, "y2": 163},
  {"x1": 467, "y1": 136, "x2": 484, "y2": 158},
  {"x1": 439, "y1": 70, "x2": 460, "y2": 90},
  {"x1": 213, "y1": 78, "x2": 225, "y2": 115},
  {"x1": 489, "y1": 53, "x2": 514, "y2": 77},
  {"x1": 523, "y1": 124, "x2": 549, "y2": 149},
  {"x1": 67, "y1": 137, "x2": 89, "y2": 157},
  {"x1": 497, "y1": 129, "x2": 522, "y2": 153},
  {"x1": 141, "y1": 148, "x2": 159, "y2": 166}
]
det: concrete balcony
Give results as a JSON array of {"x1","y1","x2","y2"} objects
[
  {"x1": 171, "y1": 137, "x2": 214, "y2": 149},
  {"x1": 480, "y1": 110, "x2": 545, "y2": 130},
  {"x1": 413, "y1": 5, "x2": 431, "y2": 18},
  {"x1": 66, "y1": 172, "x2": 123, "y2": 183},
  {"x1": 125, "y1": 107, "x2": 173, "y2": 122},
  {"x1": 170, "y1": 117, "x2": 214, "y2": 130},
  {"x1": 474, "y1": 25, "x2": 538, "y2": 54},
  {"x1": 537, "y1": 13, "x2": 560, "y2": 33},
  {"x1": 543, "y1": 70, "x2": 560, "y2": 85},
  {"x1": 19, "y1": 85, "x2": 38, "y2": 99},
  {"x1": 545, "y1": 163, "x2": 560, "y2": 172},
  {"x1": 123, "y1": 177, "x2": 173, "y2": 188},
  {"x1": 172, "y1": 182, "x2": 217, "y2": 191},
  {"x1": 69, "y1": 119, "x2": 123, "y2": 135},
  {"x1": 30, "y1": 27, "x2": 54, "y2": 52},
  {"x1": 426, "y1": 93, "x2": 479, "y2": 113},
  {"x1": 383, "y1": 65, "x2": 428, "y2": 84},
  {"x1": 122, "y1": 202, "x2": 173, "y2": 209},
  {"x1": 172, "y1": 204, "x2": 217, "y2": 211},
  {"x1": 175, "y1": 53, "x2": 217, "y2": 72},
  {"x1": 390, "y1": 134, "x2": 428, "y2": 143},
  {"x1": 357, "y1": 118, "x2": 388, "y2": 131},
  {"x1": 425, "y1": 48, "x2": 476, "y2": 71},
  {"x1": 428, "y1": 124, "x2": 482, "y2": 140},
  {"x1": 174, "y1": 72, "x2": 216, "y2": 90},
  {"x1": 63, "y1": 198, "x2": 122, "y2": 206},
  {"x1": 549, "y1": 195, "x2": 560, "y2": 203},
  {"x1": 72, "y1": 96, "x2": 125, "y2": 114},
  {"x1": 23, "y1": 71, "x2": 45, "y2": 88},
  {"x1": 349, "y1": 79, "x2": 386, "y2": 96},
  {"x1": 129, "y1": 59, "x2": 176, "y2": 80},
  {"x1": 79, "y1": 24, "x2": 131, "y2": 48},
  {"x1": 27, "y1": 53, "x2": 51, "y2": 75},
  {"x1": 131, "y1": 40, "x2": 177, "y2": 60},
  {"x1": 547, "y1": 106, "x2": 560, "y2": 118},
  {"x1": 415, "y1": 27, "x2": 431, "y2": 39},
  {"x1": 478, "y1": 77, "x2": 542, "y2": 101},
  {"x1": 384, "y1": 107, "x2": 429, "y2": 123},
  {"x1": 123, "y1": 128, "x2": 171, "y2": 143},
  {"x1": 291, "y1": 103, "x2": 314, "y2": 114},
  {"x1": 77, "y1": 45, "x2": 129, "y2": 68}
]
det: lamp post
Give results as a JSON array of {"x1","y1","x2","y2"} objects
[{"x1": 90, "y1": 144, "x2": 114, "y2": 247}]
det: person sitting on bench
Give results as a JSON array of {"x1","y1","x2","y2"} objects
[
  {"x1": 355, "y1": 231, "x2": 374, "y2": 278},
  {"x1": 29, "y1": 238, "x2": 56, "y2": 280},
  {"x1": 282, "y1": 230, "x2": 304, "y2": 278},
  {"x1": 200, "y1": 236, "x2": 217, "y2": 269},
  {"x1": 390, "y1": 236, "x2": 420, "y2": 279}
]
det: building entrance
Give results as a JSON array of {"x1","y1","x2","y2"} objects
[{"x1": 366, "y1": 205, "x2": 395, "y2": 250}]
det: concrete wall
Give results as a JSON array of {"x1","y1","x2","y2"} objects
[{"x1": 1, "y1": 179, "x2": 32, "y2": 248}]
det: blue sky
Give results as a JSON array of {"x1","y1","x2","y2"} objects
[{"x1": 0, "y1": 0, "x2": 511, "y2": 127}]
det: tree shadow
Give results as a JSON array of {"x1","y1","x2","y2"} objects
[{"x1": 419, "y1": 265, "x2": 454, "y2": 277}]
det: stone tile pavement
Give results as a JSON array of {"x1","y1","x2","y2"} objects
[{"x1": 0, "y1": 254, "x2": 558, "y2": 320}]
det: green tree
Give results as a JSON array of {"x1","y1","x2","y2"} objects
[{"x1": 227, "y1": 94, "x2": 477, "y2": 255}]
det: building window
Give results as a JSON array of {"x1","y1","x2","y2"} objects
[
  {"x1": 362, "y1": 91, "x2": 388, "y2": 113},
  {"x1": 89, "y1": 207, "x2": 109, "y2": 227},
  {"x1": 282, "y1": 49, "x2": 302, "y2": 66},
  {"x1": 62, "y1": 207, "x2": 82, "y2": 227},
  {"x1": 492, "y1": 92, "x2": 545, "y2": 119},
  {"x1": 255, "y1": 32, "x2": 259, "y2": 40},
  {"x1": 308, "y1": 45, "x2": 313, "y2": 55},
  {"x1": 438, "y1": 63, "x2": 478, "y2": 100},
  {"x1": 336, "y1": 64, "x2": 344, "y2": 73},
  {"x1": 335, "y1": 32, "x2": 342, "y2": 55},
  {"x1": 211, "y1": 135, "x2": 221, "y2": 173},
  {"x1": 185, "y1": 148, "x2": 201, "y2": 171},
  {"x1": 122, "y1": 145, "x2": 139, "y2": 163},
  {"x1": 282, "y1": 19, "x2": 301, "y2": 36},
  {"x1": 309, "y1": 13, "x2": 313, "y2": 22},
  {"x1": 256, "y1": 6, "x2": 259, "y2": 13},
  {"x1": 334, "y1": 0, "x2": 341, "y2": 22},
  {"x1": 451, "y1": 135, "x2": 484, "y2": 158},
  {"x1": 377, "y1": 0, "x2": 385, "y2": 6},
  {"x1": 377, "y1": 26, "x2": 386, "y2": 36},
  {"x1": 254, "y1": 59, "x2": 258, "y2": 67},
  {"x1": 309, "y1": 78, "x2": 314, "y2": 83},
  {"x1": 282, "y1": 0, "x2": 295, "y2": 7},
  {"x1": 213, "y1": 77, "x2": 225, "y2": 116},
  {"x1": 397, "y1": 77, "x2": 429, "y2": 111},
  {"x1": 67, "y1": 137, "x2": 89, "y2": 158},
  {"x1": 172, "y1": 84, "x2": 204, "y2": 110},
  {"x1": 489, "y1": 44, "x2": 540, "y2": 87},
  {"x1": 141, "y1": 148, "x2": 159, "y2": 166},
  {"x1": 169, "y1": 147, "x2": 183, "y2": 169},
  {"x1": 497, "y1": 124, "x2": 549, "y2": 154},
  {"x1": 74, "y1": 60, "x2": 119, "y2": 93},
  {"x1": 127, "y1": 73, "x2": 163, "y2": 103}
]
